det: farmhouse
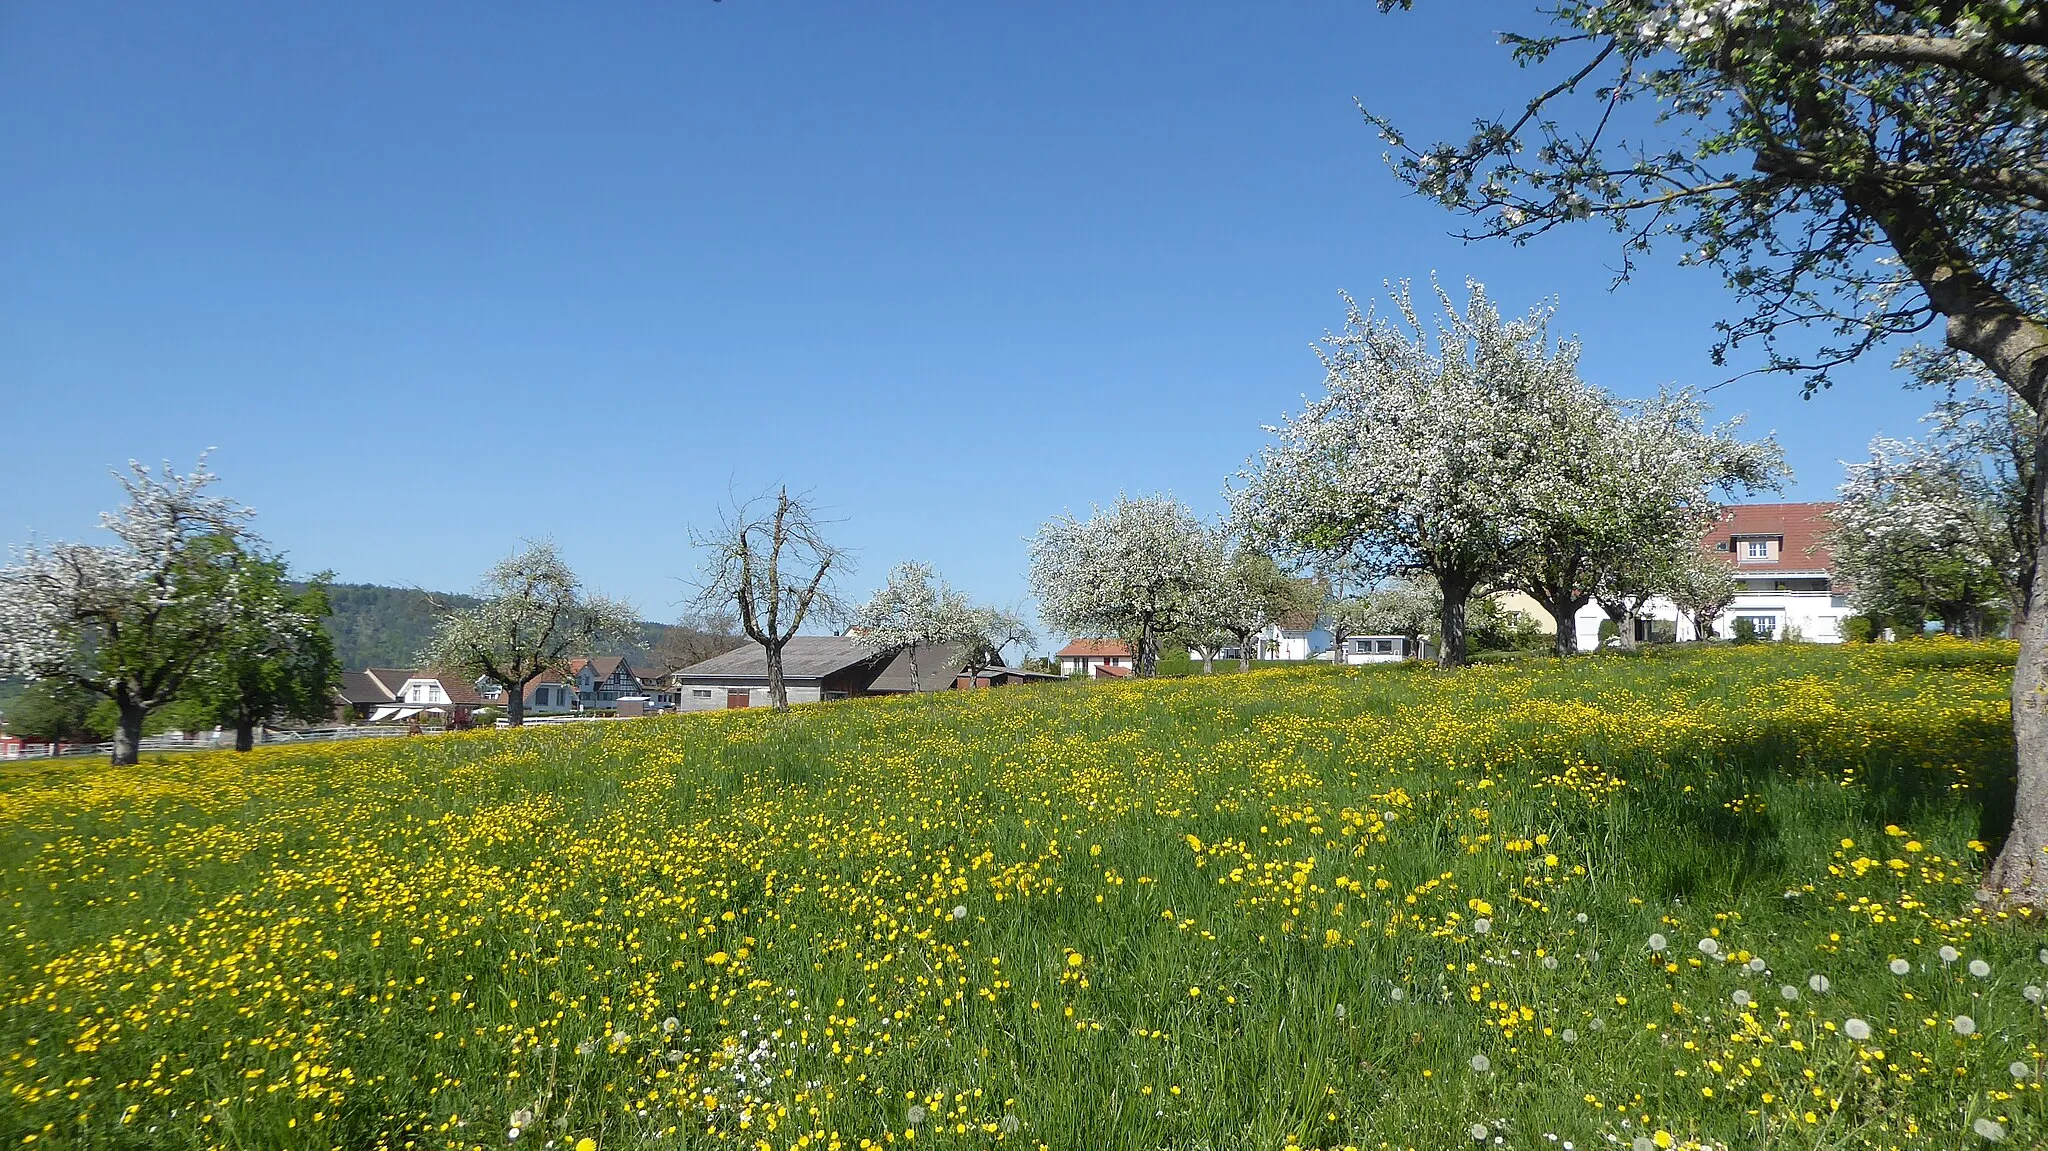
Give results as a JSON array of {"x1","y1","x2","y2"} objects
[
  {"x1": 335, "y1": 667, "x2": 485, "y2": 723},
  {"x1": 673, "y1": 637, "x2": 1055, "y2": 709},
  {"x1": 1570, "y1": 501, "x2": 1850, "y2": 646},
  {"x1": 1056, "y1": 639, "x2": 1131, "y2": 678}
]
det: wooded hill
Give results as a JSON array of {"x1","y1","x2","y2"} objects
[{"x1": 317, "y1": 583, "x2": 672, "y2": 671}]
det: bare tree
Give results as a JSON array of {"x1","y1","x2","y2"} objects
[
  {"x1": 692, "y1": 487, "x2": 848, "y2": 710},
  {"x1": 650, "y1": 609, "x2": 748, "y2": 675}
]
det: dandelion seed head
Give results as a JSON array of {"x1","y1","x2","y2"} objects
[
  {"x1": 1954, "y1": 1015, "x2": 1977, "y2": 1036},
  {"x1": 1809, "y1": 974, "x2": 1831, "y2": 993},
  {"x1": 1970, "y1": 959, "x2": 1991, "y2": 978},
  {"x1": 1648, "y1": 934, "x2": 1667, "y2": 952},
  {"x1": 1470, "y1": 1053, "x2": 1492, "y2": 1073},
  {"x1": 1473, "y1": 917, "x2": 1492, "y2": 934},
  {"x1": 1974, "y1": 1117, "x2": 2006, "y2": 1141},
  {"x1": 1844, "y1": 1017, "x2": 1872, "y2": 1041},
  {"x1": 1940, "y1": 945, "x2": 1961, "y2": 964},
  {"x1": 1890, "y1": 958, "x2": 1912, "y2": 975},
  {"x1": 1780, "y1": 985, "x2": 1799, "y2": 1000},
  {"x1": 951, "y1": 905, "x2": 967, "y2": 921}
]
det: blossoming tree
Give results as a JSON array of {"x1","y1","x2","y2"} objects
[
  {"x1": 1370, "y1": 1, "x2": 2048, "y2": 905},
  {"x1": 1232, "y1": 281, "x2": 1573, "y2": 667},
  {"x1": 852, "y1": 561, "x2": 980, "y2": 692},
  {"x1": 0, "y1": 459, "x2": 261, "y2": 765},
  {"x1": 422, "y1": 541, "x2": 637, "y2": 726},
  {"x1": 1028, "y1": 495, "x2": 1220, "y2": 678}
]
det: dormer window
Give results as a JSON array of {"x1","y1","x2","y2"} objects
[{"x1": 1745, "y1": 540, "x2": 1769, "y2": 559}]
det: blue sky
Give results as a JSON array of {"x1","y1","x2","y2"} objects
[{"x1": 0, "y1": 1, "x2": 1937, "y2": 649}]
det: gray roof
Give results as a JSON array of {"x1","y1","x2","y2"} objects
[
  {"x1": 338, "y1": 669, "x2": 397, "y2": 704},
  {"x1": 674, "y1": 636, "x2": 887, "y2": 682},
  {"x1": 867, "y1": 643, "x2": 971, "y2": 693}
]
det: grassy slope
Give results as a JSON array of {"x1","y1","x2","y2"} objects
[{"x1": 1, "y1": 644, "x2": 2042, "y2": 1150}]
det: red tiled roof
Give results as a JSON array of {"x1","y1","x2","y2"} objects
[
  {"x1": 1057, "y1": 639, "x2": 1131, "y2": 659},
  {"x1": 1093, "y1": 663, "x2": 1132, "y2": 679},
  {"x1": 1701, "y1": 502, "x2": 1838, "y2": 573}
]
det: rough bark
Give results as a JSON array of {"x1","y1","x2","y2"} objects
[
  {"x1": 505, "y1": 680, "x2": 527, "y2": 727},
  {"x1": 234, "y1": 721, "x2": 255, "y2": 753},
  {"x1": 1984, "y1": 423, "x2": 2048, "y2": 910},
  {"x1": 767, "y1": 641, "x2": 788, "y2": 709},
  {"x1": 1438, "y1": 577, "x2": 1473, "y2": 668},
  {"x1": 1200, "y1": 649, "x2": 1215, "y2": 675},
  {"x1": 1539, "y1": 587, "x2": 1589, "y2": 658},
  {"x1": 111, "y1": 694, "x2": 146, "y2": 767},
  {"x1": 1136, "y1": 618, "x2": 1160, "y2": 678}
]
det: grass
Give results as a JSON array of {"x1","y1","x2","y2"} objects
[{"x1": 1, "y1": 642, "x2": 2043, "y2": 1150}]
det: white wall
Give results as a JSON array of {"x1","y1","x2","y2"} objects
[
  {"x1": 1573, "y1": 591, "x2": 1851, "y2": 649},
  {"x1": 676, "y1": 683, "x2": 825, "y2": 711}
]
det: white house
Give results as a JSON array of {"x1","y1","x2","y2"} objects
[
  {"x1": 1326, "y1": 634, "x2": 1431, "y2": 664},
  {"x1": 1056, "y1": 639, "x2": 1132, "y2": 678},
  {"x1": 1573, "y1": 502, "x2": 1850, "y2": 647}
]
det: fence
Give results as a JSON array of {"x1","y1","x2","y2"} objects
[{"x1": 0, "y1": 712, "x2": 652, "y2": 761}]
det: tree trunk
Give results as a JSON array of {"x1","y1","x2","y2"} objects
[
  {"x1": 908, "y1": 646, "x2": 921, "y2": 693},
  {"x1": 1201, "y1": 649, "x2": 1214, "y2": 674},
  {"x1": 506, "y1": 682, "x2": 527, "y2": 727},
  {"x1": 1136, "y1": 619, "x2": 1159, "y2": 678},
  {"x1": 1438, "y1": 578, "x2": 1472, "y2": 668},
  {"x1": 1984, "y1": 426, "x2": 2048, "y2": 909},
  {"x1": 767, "y1": 641, "x2": 789, "y2": 709},
  {"x1": 1542, "y1": 589, "x2": 1586, "y2": 657},
  {"x1": 111, "y1": 693, "x2": 147, "y2": 767},
  {"x1": 234, "y1": 721, "x2": 255, "y2": 753}
]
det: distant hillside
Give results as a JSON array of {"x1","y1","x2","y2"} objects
[{"x1": 317, "y1": 583, "x2": 671, "y2": 671}]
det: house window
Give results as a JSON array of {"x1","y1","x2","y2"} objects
[
  {"x1": 1735, "y1": 614, "x2": 1779, "y2": 638},
  {"x1": 1375, "y1": 639, "x2": 1395, "y2": 654},
  {"x1": 1744, "y1": 539, "x2": 1770, "y2": 560},
  {"x1": 692, "y1": 689, "x2": 713, "y2": 698}
]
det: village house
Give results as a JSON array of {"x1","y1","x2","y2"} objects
[
  {"x1": 335, "y1": 667, "x2": 485, "y2": 724},
  {"x1": 672, "y1": 637, "x2": 1054, "y2": 710},
  {"x1": 1056, "y1": 639, "x2": 1131, "y2": 678},
  {"x1": 1570, "y1": 501, "x2": 1849, "y2": 647}
]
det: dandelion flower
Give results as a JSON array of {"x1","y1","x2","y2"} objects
[
  {"x1": 1890, "y1": 958, "x2": 1912, "y2": 975},
  {"x1": 575, "y1": 1140, "x2": 597, "y2": 1151},
  {"x1": 662, "y1": 1017, "x2": 679, "y2": 1034},
  {"x1": 1940, "y1": 945, "x2": 1960, "y2": 964},
  {"x1": 511, "y1": 1110, "x2": 535, "y2": 1130},
  {"x1": 1844, "y1": 1018, "x2": 1872, "y2": 1041},
  {"x1": 1809, "y1": 974, "x2": 1831, "y2": 993},
  {"x1": 1648, "y1": 934, "x2": 1668, "y2": 952},
  {"x1": 1974, "y1": 1117, "x2": 2006, "y2": 1141},
  {"x1": 1954, "y1": 1015, "x2": 1977, "y2": 1036},
  {"x1": 1970, "y1": 959, "x2": 1991, "y2": 978}
]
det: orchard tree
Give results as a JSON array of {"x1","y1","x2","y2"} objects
[
  {"x1": 649, "y1": 609, "x2": 748, "y2": 675},
  {"x1": 1188, "y1": 548, "x2": 1322, "y2": 672},
  {"x1": 958, "y1": 605, "x2": 1036, "y2": 686},
  {"x1": 0, "y1": 679, "x2": 105, "y2": 747},
  {"x1": 1515, "y1": 388, "x2": 1785, "y2": 656},
  {"x1": 1233, "y1": 281, "x2": 1571, "y2": 667},
  {"x1": 692, "y1": 487, "x2": 848, "y2": 710},
  {"x1": 422, "y1": 541, "x2": 638, "y2": 726},
  {"x1": 184, "y1": 550, "x2": 342, "y2": 751},
  {"x1": 0, "y1": 459, "x2": 260, "y2": 765},
  {"x1": 1368, "y1": 2, "x2": 2048, "y2": 904},
  {"x1": 852, "y1": 561, "x2": 978, "y2": 692},
  {"x1": 1664, "y1": 548, "x2": 1741, "y2": 640},
  {"x1": 1028, "y1": 495, "x2": 1221, "y2": 678},
  {"x1": 1355, "y1": 577, "x2": 1443, "y2": 657},
  {"x1": 1831, "y1": 424, "x2": 2022, "y2": 634}
]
